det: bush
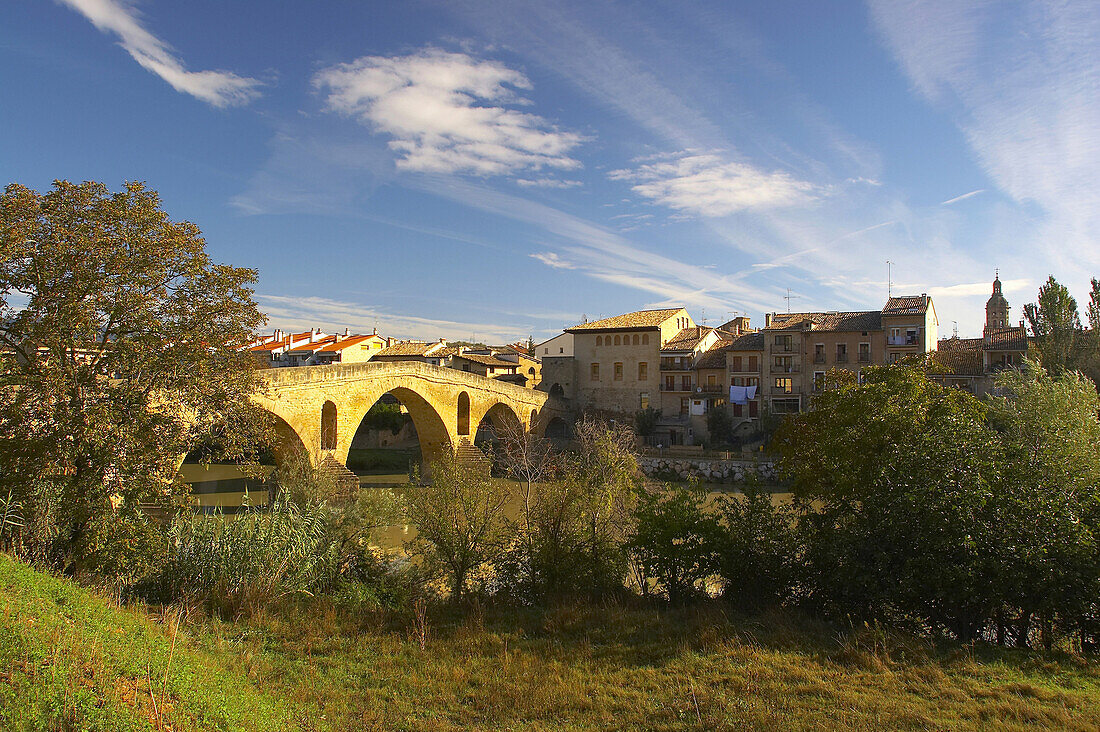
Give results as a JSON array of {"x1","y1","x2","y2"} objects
[
  {"x1": 629, "y1": 484, "x2": 721, "y2": 604},
  {"x1": 716, "y1": 487, "x2": 797, "y2": 612}
]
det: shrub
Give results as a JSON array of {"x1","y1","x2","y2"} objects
[
  {"x1": 716, "y1": 487, "x2": 797, "y2": 612},
  {"x1": 629, "y1": 484, "x2": 721, "y2": 604}
]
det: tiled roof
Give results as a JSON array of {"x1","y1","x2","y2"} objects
[
  {"x1": 985, "y1": 327, "x2": 1028, "y2": 351},
  {"x1": 929, "y1": 350, "x2": 984, "y2": 377},
  {"x1": 765, "y1": 311, "x2": 882, "y2": 332},
  {"x1": 375, "y1": 341, "x2": 444, "y2": 357},
  {"x1": 937, "y1": 337, "x2": 983, "y2": 352},
  {"x1": 286, "y1": 336, "x2": 338, "y2": 354},
  {"x1": 727, "y1": 332, "x2": 765, "y2": 351},
  {"x1": 694, "y1": 345, "x2": 731, "y2": 370},
  {"x1": 661, "y1": 327, "x2": 711, "y2": 351},
  {"x1": 314, "y1": 335, "x2": 382, "y2": 353},
  {"x1": 566, "y1": 308, "x2": 683, "y2": 332},
  {"x1": 453, "y1": 353, "x2": 517, "y2": 368},
  {"x1": 882, "y1": 295, "x2": 930, "y2": 316}
]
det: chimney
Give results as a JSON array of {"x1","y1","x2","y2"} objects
[
  {"x1": 343, "y1": 328, "x2": 350, "y2": 338},
  {"x1": 372, "y1": 327, "x2": 377, "y2": 336},
  {"x1": 765, "y1": 313, "x2": 773, "y2": 328}
]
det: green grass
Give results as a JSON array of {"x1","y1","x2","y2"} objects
[
  {"x1": 4, "y1": 552, "x2": 1100, "y2": 730},
  {"x1": 0, "y1": 553, "x2": 300, "y2": 731}
]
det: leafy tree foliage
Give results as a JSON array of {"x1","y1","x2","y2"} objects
[
  {"x1": 1024, "y1": 276, "x2": 1083, "y2": 377},
  {"x1": 774, "y1": 365, "x2": 1004, "y2": 637},
  {"x1": 987, "y1": 362, "x2": 1100, "y2": 648},
  {"x1": 0, "y1": 181, "x2": 267, "y2": 566},
  {"x1": 716, "y1": 487, "x2": 798, "y2": 613},
  {"x1": 633, "y1": 406, "x2": 660, "y2": 437},
  {"x1": 705, "y1": 404, "x2": 734, "y2": 444},
  {"x1": 629, "y1": 484, "x2": 720, "y2": 604},
  {"x1": 404, "y1": 450, "x2": 512, "y2": 601},
  {"x1": 361, "y1": 402, "x2": 405, "y2": 435}
]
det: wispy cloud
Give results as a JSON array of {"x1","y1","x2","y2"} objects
[
  {"x1": 530, "y1": 252, "x2": 575, "y2": 269},
  {"x1": 256, "y1": 295, "x2": 533, "y2": 344},
  {"x1": 869, "y1": 0, "x2": 1100, "y2": 266},
  {"x1": 515, "y1": 178, "x2": 583, "y2": 189},
  {"x1": 58, "y1": 0, "x2": 261, "y2": 107},
  {"x1": 941, "y1": 189, "x2": 986, "y2": 206},
  {"x1": 313, "y1": 48, "x2": 582, "y2": 177},
  {"x1": 608, "y1": 152, "x2": 819, "y2": 218}
]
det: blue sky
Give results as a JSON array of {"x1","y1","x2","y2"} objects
[{"x1": 3, "y1": 1, "x2": 1097, "y2": 342}]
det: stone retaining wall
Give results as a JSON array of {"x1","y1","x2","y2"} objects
[{"x1": 639, "y1": 456, "x2": 778, "y2": 484}]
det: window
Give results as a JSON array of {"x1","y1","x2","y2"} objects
[
  {"x1": 731, "y1": 376, "x2": 741, "y2": 386},
  {"x1": 774, "y1": 377, "x2": 793, "y2": 393},
  {"x1": 596, "y1": 336, "x2": 603, "y2": 347},
  {"x1": 774, "y1": 355, "x2": 793, "y2": 372},
  {"x1": 813, "y1": 371, "x2": 826, "y2": 392},
  {"x1": 633, "y1": 334, "x2": 640, "y2": 345},
  {"x1": 745, "y1": 376, "x2": 759, "y2": 387},
  {"x1": 749, "y1": 400, "x2": 759, "y2": 417},
  {"x1": 638, "y1": 362, "x2": 648, "y2": 380},
  {"x1": 733, "y1": 403, "x2": 743, "y2": 417},
  {"x1": 708, "y1": 374, "x2": 716, "y2": 386},
  {"x1": 680, "y1": 397, "x2": 689, "y2": 414},
  {"x1": 681, "y1": 375, "x2": 692, "y2": 391},
  {"x1": 640, "y1": 392, "x2": 649, "y2": 410},
  {"x1": 748, "y1": 355, "x2": 758, "y2": 371},
  {"x1": 814, "y1": 343, "x2": 825, "y2": 363},
  {"x1": 772, "y1": 398, "x2": 800, "y2": 414},
  {"x1": 836, "y1": 343, "x2": 848, "y2": 363},
  {"x1": 543, "y1": 348, "x2": 549, "y2": 355},
  {"x1": 774, "y1": 334, "x2": 793, "y2": 351},
  {"x1": 614, "y1": 335, "x2": 621, "y2": 346},
  {"x1": 559, "y1": 347, "x2": 564, "y2": 353},
  {"x1": 614, "y1": 362, "x2": 623, "y2": 380},
  {"x1": 731, "y1": 356, "x2": 742, "y2": 371},
  {"x1": 642, "y1": 333, "x2": 649, "y2": 345},
  {"x1": 590, "y1": 363, "x2": 600, "y2": 381},
  {"x1": 665, "y1": 375, "x2": 675, "y2": 390},
  {"x1": 859, "y1": 342, "x2": 870, "y2": 363}
]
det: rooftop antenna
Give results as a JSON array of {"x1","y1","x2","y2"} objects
[
  {"x1": 886, "y1": 260, "x2": 893, "y2": 298},
  {"x1": 952, "y1": 320, "x2": 959, "y2": 338},
  {"x1": 783, "y1": 288, "x2": 801, "y2": 313},
  {"x1": 700, "y1": 308, "x2": 707, "y2": 326}
]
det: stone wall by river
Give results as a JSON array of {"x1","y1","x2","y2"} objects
[{"x1": 638, "y1": 456, "x2": 779, "y2": 485}]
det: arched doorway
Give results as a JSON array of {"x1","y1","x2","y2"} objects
[{"x1": 549, "y1": 383, "x2": 565, "y2": 399}]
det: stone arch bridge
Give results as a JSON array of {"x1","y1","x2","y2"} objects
[{"x1": 252, "y1": 361, "x2": 563, "y2": 470}]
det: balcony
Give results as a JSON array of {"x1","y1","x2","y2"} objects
[
  {"x1": 659, "y1": 383, "x2": 693, "y2": 392},
  {"x1": 769, "y1": 363, "x2": 801, "y2": 374},
  {"x1": 769, "y1": 342, "x2": 796, "y2": 353},
  {"x1": 659, "y1": 361, "x2": 693, "y2": 371},
  {"x1": 696, "y1": 384, "x2": 726, "y2": 394},
  {"x1": 728, "y1": 363, "x2": 760, "y2": 374},
  {"x1": 887, "y1": 335, "x2": 920, "y2": 347}
]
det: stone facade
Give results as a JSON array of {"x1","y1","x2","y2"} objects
[{"x1": 638, "y1": 456, "x2": 778, "y2": 484}]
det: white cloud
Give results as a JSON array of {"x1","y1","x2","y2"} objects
[
  {"x1": 609, "y1": 153, "x2": 819, "y2": 217},
  {"x1": 941, "y1": 189, "x2": 986, "y2": 206},
  {"x1": 58, "y1": 0, "x2": 261, "y2": 107},
  {"x1": 514, "y1": 178, "x2": 583, "y2": 189},
  {"x1": 530, "y1": 252, "x2": 575, "y2": 269},
  {"x1": 313, "y1": 48, "x2": 582, "y2": 176},
  {"x1": 256, "y1": 295, "x2": 532, "y2": 344},
  {"x1": 869, "y1": 0, "x2": 1100, "y2": 266}
]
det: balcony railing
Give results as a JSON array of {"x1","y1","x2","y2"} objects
[
  {"x1": 728, "y1": 364, "x2": 760, "y2": 373},
  {"x1": 660, "y1": 383, "x2": 693, "y2": 392},
  {"x1": 659, "y1": 362, "x2": 693, "y2": 371},
  {"x1": 769, "y1": 343, "x2": 796, "y2": 353},
  {"x1": 887, "y1": 335, "x2": 920, "y2": 346},
  {"x1": 696, "y1": 384, "x2": 725, "y2": 393},
  {"x1": 770, "y1": 363, "x2": 801, "y2": 373}
]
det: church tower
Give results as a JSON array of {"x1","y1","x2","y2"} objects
[{"x1": 984, "y1": 273, "x2": 1010, "y2": 339}]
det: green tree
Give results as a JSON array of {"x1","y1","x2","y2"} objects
[
  {"x1": 988, "y1": 362, "x2": 1100, "y2": 648},
  {"x1": 716, "y1": 487, "x2": 798, "y2": 612},
  {"x1": 404, "y1": 450, "x2": 511, "y2": 601},
  {"x1": 633, "y1": 406, "x2": 660, "y2": 438},
  {"x1": 0, "y1": 180, "x2": 267, "y2": 567},
  {"x1": 774, "y1": 365, "x2": 1003, "y2": 638},
  {"x1": 705, "y1": 404, "x2": 733, "y2": 444},
  {"x1": 629, "y1": 484, "x2": 721, "y2": 604},
  {"x1": 1024, "y1": 276, "x2": 1082, "y2": 376}
]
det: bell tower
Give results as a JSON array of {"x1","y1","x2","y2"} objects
[{"x1": 984, "y1": 271, "x2": 1010, "y2": 339}]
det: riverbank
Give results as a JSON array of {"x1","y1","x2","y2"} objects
[{"x1": 3, "y1": 552, "x2": 1098, "y2": 731}]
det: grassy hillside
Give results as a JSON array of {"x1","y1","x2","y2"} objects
[
  {"x1": 0, "y1": 553, "x2": 298, "y2": 731},
  {"x1": 4, "y1": 552, "x2": 1100, "y2": 730}
]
